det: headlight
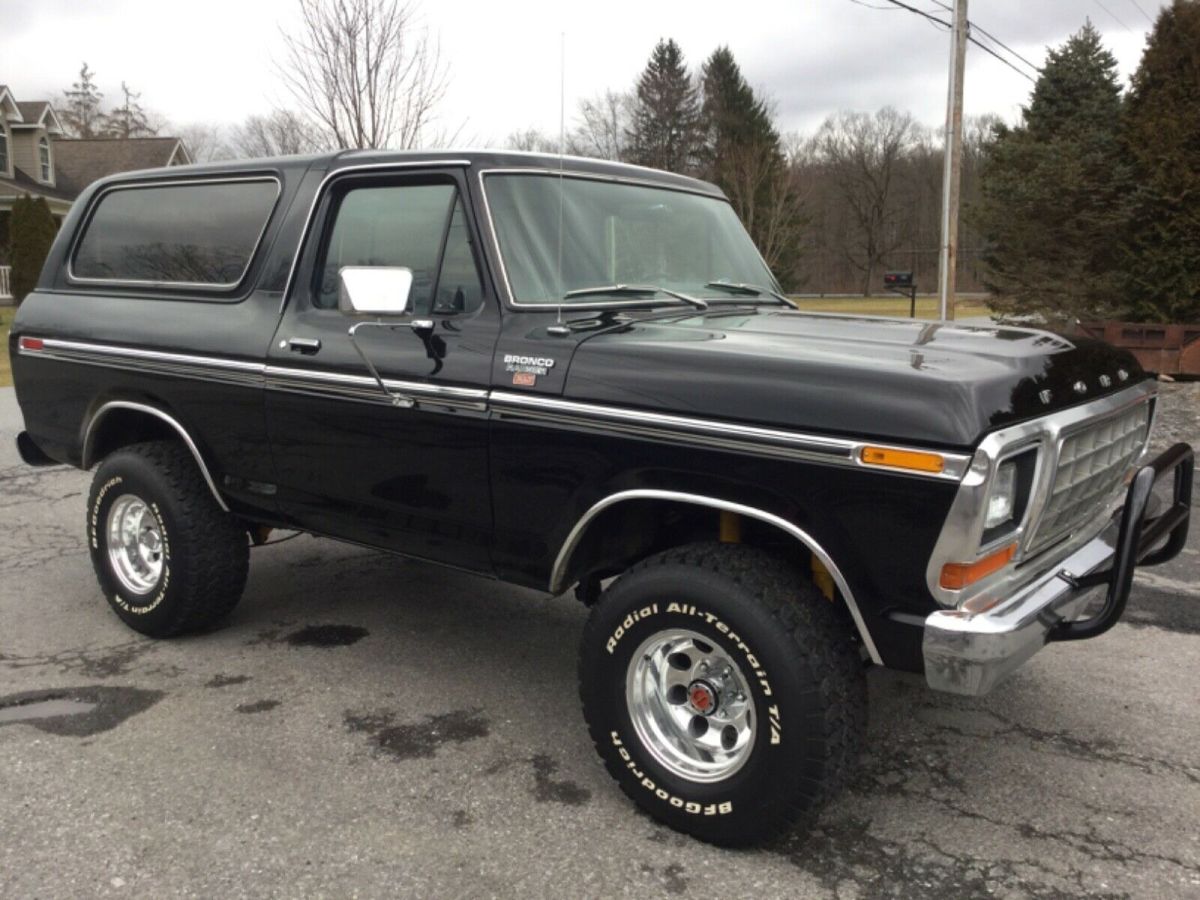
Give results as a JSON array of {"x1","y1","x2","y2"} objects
[
  {"x1": 985, "y1": 461, "x2": 1017, "y2": 528},
  {"x1": 981, "y1": 449, "x2": 1038, "y2": 544}
]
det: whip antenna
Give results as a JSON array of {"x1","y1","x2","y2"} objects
[{"x1": 549, "y1": 31, "x2": 570, "y2": 336}]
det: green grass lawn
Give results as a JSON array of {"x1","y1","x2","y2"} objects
[
  {"x1": 0, "y1": 307, "x2": 13, "y2": 388},
  {"x1": 789, "y1": 294, "x2": 994, "y2": 320}
]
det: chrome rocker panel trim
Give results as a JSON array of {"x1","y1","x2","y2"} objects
[
  {"x1": 82, "y1": 401, "x2": 230, "y2": 512},
  {"x1": 550, "y1": 488, "x2": 884, "y2": 665}
]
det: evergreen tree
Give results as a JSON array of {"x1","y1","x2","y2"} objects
[
  {"x1": 699, "y1": 47, "x2": 804, "y2": 284},
  {"x1": 973, "y1": 23, "x2": 1130, "y2": 322},
  {"x1": 1122, "y1": 0, "x2": 1200, "y2": 322},
  {"x1": 700, "y1": 47, "x2": 776, "y2": 173},
  {"x1": 625, "y1": 39, "x2": 703, "y2": 174},
  {"x1": 102, "y1": 82, "x2": 156, "y2": 139},
  {"x1": 60, "y1": 62, "x2": 105, "y2": 138},
  {"x1": 10, "y1": 196, "x2": 58, "y2": 304}
]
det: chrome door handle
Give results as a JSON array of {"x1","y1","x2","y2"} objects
[
  {"x1": 410, "y1": 319, "x2": 435, "y2": 335},
  {"x1": 287, "y1": 337, "x2": 322, "y2": 354}
]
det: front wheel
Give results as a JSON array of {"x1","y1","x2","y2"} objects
[
  {"x1": 578, "y1": 543, "x2": 866, "y2": 845},
  {"x1": 88, "y1": 440, "x2": 249, "y2": 637}
]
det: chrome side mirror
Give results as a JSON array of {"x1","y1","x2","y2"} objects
[{"x1": 338, "y1": 266, "x2": 413, "y2": 315}]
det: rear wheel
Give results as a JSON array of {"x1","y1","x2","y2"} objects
[
  {"x1": 578, "y1": 542, "x2": 866, "y2": 845},
  {"x1": 87, "y1": 440, "x2": 249, "y2": 637}
]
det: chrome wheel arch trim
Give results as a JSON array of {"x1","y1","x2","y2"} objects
[
  {"x1": 550, "y1": 488, "x2": 883, "y2": 665},
  {"x1": 82, "y1": 400, "x2": 230, "y2": 512}
]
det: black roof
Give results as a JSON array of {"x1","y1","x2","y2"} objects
[{"x1": 90, "y1": 149, "x2": 726, "y2": 198}]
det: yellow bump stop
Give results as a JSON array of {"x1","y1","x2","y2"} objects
[
  {"x1": 719, "y1": 511, "x2": 742, "y2": 543},
  {"x1": 811, "y1": 556, "x2": 835, "y2": 601}
]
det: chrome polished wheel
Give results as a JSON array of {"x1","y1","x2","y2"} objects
[
  {"x1": 106, "y1": 493, "x2": 164, "y2": 595},
  {"x1": 625, "y1": 628, "x2": 755, "y2": 783}
]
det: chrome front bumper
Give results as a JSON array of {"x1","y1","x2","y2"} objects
[{"x1": 923, "y1": 443, "x2": 1193, "y2": 696}]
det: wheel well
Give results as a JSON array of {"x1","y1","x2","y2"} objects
[
  {"x1": 82, "y1": 403, "x2": 229, "y2": 512},
  {"x1": 553, "y1": 493, "x2": 881, "y2": 663},
  {"x1": 85, "y1": 408, "x2": 179, "y2": 465}
]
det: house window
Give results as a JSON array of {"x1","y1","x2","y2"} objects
[
  {"x1": 39, "y1": 137, "x2": 51, "y2": 182},
  {"x1": 0, "y1": 129, "x2": 9, "y2": 175}
]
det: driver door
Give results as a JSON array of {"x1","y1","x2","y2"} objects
[{"x1": 265, "y1": 168, "x2": 498, "y2": 572}]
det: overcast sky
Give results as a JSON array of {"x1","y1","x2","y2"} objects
[{"x1": 1, "y1": 0, "x2": 1169, "y2": 146}]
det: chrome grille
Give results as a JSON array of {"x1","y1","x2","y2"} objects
[{"x1": 1028, "y1": 401, "x2": 1151, "y2": 554}]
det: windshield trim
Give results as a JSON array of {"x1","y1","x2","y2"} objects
[{"x1": 477, "y1": 167, "x2": 774, "y2": 311}]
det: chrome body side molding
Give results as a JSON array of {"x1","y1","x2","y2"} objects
[
  {"x1": 264, "y1": 365, "x2": 488, "y2": 412},
  {"x1": 491, "y1": 391, "x2": 971, "y2": 482},
  {"x1": 550, "y1": 489, "x2": 884, "y2": 665},
  {"x1": 82, "y1": 401, "x2": 230, "y2": 512},
  {"x1": 22, "y1": 338, "x2": 266, "y2": 387},
  {"x1": 22, "y1": 338, "x2": 969, "y2": 482}
]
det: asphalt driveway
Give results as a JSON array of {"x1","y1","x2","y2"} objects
[{"x1": 1, "y1": 384, "x2": 1198, "y2": 899}]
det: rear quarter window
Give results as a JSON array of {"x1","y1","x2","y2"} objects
[{"x1": 71, "y1": 178, "x2": 280, "y2": 288}]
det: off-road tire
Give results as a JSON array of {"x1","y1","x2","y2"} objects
[
  {"x1": 578, "y1": 542, "x2": 866, "y2": 846},
  {"x1": 87, "y1": 440, "x2": 249, "y2": 637}
]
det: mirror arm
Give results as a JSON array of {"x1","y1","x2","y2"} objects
[{"x1": 347, "y1": 319, "x2": 418, "y2": 409}]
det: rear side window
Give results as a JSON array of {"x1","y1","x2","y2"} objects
[{"x1": 71, "y1": 179, "x2": 279, "y2": 287}]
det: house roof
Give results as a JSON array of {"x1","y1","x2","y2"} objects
[
  {"x1": 16, "y1": 101, "x2": 48, "y2": 121},
  {"x1": 0, "y1": 164, "x2": 78, "y2": 204},
  {"x1": 0, "y1": 86, "x2": 21, "y2": 120},
  {"x1": 12, "y1": 100, "x2": 63, "y2": 134},
  {"x1": 53, "y1": 137, "x2": 190, "y2": 194}
]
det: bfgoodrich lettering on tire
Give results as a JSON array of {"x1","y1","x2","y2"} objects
[
  {"x1": 578, "y1": 542, "x2": 866, "y2": 845},
  {"x1": 88, "y1": 440, "x2": 249, "y2": 638}
]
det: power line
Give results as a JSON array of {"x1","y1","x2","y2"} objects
[
  {"x1": 968, "y1": 33, "x2": 1037, "y2": 82},
  {"x1": 927, "y1": 0, "x2": 1043, "y2": 73},
  {"x1": 854, "y1": 0, "x2": 1037, "y2": 82},
  {"x1": 1124, "y1": 0, "x2": 1155, "y2": 24},
  {"x1": 1094, "y1": 0, "x2": 1136, "y2": 33}
]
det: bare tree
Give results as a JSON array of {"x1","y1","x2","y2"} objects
[
  {"x1": 814, "y1": 107, "x2": 918, "y2": 294},
  {"x1": 278, "y1": 0, "x2": 450, "y2": 149},
  {"x1": 571, "y1": 90, "x2": 631, "y2": 160},
  {"x1": 230, "y1": 110, "x2": 330, "y2": 158},
  {"x1": 504, "y1": 127, "x2": 558, "y2": 153},
  {"x1": 101, "y1": 82, "x2": 157, "y2": 139},
  {"x1": 58, "y1": 63, "x2": 104, "y2": 138},
  {"x1": 175, "y1": 123, "x2": 229, "y2": 162},
  {"x1": 718, "y1": 138, "x2": 807, "y2": 278}
]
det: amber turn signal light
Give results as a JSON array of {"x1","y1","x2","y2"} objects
[
  {"x1": 939, "y1": 543, "x2": 1017, "y2": 591},
  {"x1": 859, "y1": 446, "x2": 945, "y2": 474}
]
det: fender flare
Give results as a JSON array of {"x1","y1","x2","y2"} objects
[
  {"x1": 82, "y1": 400, "x2": 230, "y2": 512},
  {"x1": 550, "y1": 489, "x2": 882, "y2": 665}
]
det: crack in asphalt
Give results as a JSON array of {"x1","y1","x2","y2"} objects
[
  {"x1": 781, "y1": 815, "x2": 1124, "y2": 900},
  {"x1": 0, "y1": 638, "x2": 162, "y2": 679},
  {"x1": 837, "y1": 708, "x2": 1200, "y2": 888},
  {"x1": 0, "y1": 465, "x2": 82, "y2": 509},
  {"x1": 916, "y1": 705, "x2": 1200, "y2": 786}
]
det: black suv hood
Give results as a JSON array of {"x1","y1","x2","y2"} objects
[{"x1": 562, "y1": 309, "x2": 1147, "y2": 448}]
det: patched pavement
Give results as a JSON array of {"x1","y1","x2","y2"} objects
[{"x1": 1, "y1": 384, "x2": 1198, "y2": 899}]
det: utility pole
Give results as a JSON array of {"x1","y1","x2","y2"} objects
[{"x1": 938, "y1": 0, "x2": 968, "y2": 321}]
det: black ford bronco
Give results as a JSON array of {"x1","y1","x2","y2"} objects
[{"x1": 10, "y1": 151, "x2": 1193, "y2": 845}]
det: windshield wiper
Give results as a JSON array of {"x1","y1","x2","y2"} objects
[
  {"x1": 564, "y1": 283, "x2": 708, "y2": 310},
  {"x1": 704, "y1": 280, "x2": 794, "y2": 307}
]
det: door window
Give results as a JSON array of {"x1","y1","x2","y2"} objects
[{"x1": 316, "y1": 182, "x2": 483, "y2": 315}]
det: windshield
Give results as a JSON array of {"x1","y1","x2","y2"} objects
[{"x1": 484, "y1": 173, "x2": 779, "y2": 304}]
